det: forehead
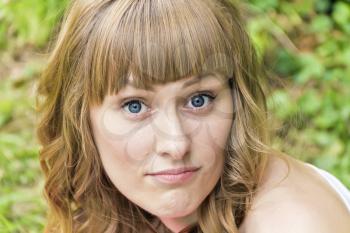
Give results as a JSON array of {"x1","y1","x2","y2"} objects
[{"x1": 125, "y1": 72, "x2": 229, "y2": 91}]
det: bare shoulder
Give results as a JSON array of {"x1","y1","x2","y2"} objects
[
  {"x1": 239, "y1": 200, "x2": 350, "y2": 233},
  {"x1": 239, "y1": 155, "x2": 350, "y2": 233}
]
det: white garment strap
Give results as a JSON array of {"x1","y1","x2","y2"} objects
[{"x1": 306, "y1": 163, "x2": 350, "y2": 213}]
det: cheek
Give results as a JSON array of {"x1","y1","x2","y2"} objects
[
  {"x1": 96, "y1": 105, "x2": 156, "y2": 165},
  {"x1": 189, "y1": 100, "x2": 232, "y2": 181},
  {"x1": 93, "y1": 126, "x2": 156, "y2": 205},
  {"x1": 91, "y1": 110, "x2": 156, "y2": 196},
  {"x1": 206, "y1": 91, "x2": 233, "y2": 153},
  {"x1": 96, "y1": 125, "x2": 155, "y2": 173},
  {"x1": 191, "y1": 124, "x2": 226, "y2": 185},
  {"x1": 192, "y1": 111, "x2": 233, "y2": 168},
  {"x1": 206, "y1": 116, "x2": 232, "y2": 151}
]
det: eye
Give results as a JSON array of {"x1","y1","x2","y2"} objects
[
  {"x1": 120, "y1": 91, "x2": 217, "y2": 119},
  {"x1": 121, "y1": 98, "x2": 150, "y2": 118},
  {"x1": 185, "y1": 91, "x2": 216, "y2": 112}
]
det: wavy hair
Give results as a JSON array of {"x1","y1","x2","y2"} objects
[{"x1": 36, "y1": 0, "x2": 290, "y2": 232}]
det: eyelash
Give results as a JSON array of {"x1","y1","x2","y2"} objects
[{"x1": 120, "y1": 91, "x2": 217, "y2": 119}]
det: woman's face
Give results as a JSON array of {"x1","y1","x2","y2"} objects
[{"x1": 89, "y1": 73, "x2": 234, "y2": 222}]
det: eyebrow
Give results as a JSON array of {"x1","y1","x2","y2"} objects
[
  {"x1": 181, "y1": 75, "x2": 202, "y2": 88},
  {"x1": 127, "y1": 73, "x2": 213, "y2": 91}
]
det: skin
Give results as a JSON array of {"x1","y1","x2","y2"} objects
[
  {"x1": 239, "y1": 155, "x2": 350, "y2": 233},
  {"x1": 89, "y1": 73, "x2": 234, "y2": 232}
]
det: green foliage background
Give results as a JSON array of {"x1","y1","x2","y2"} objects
[{"x1": 0, "y1": 0, "x2": 349, "y2": 232}]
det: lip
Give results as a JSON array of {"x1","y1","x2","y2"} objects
[
  {"x1": 147, "y1": 168, "x2": 200, "y2": 185},
  {"x1": 146, "y1": 166, "x2": 200, "y2": 175}
]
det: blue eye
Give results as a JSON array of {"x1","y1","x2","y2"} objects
[
  {"x1": 121, "y1": 99, "x2": 149, "y2": 116},
  {"x1": 126, "y1": 100, "x2": 142, "y2": 113},
  {"x1": 121, "y1": 91, "x2": 216, "y2": 118},
  {"x1": 186, "y1": 92, "x2": 216, "y2": 111}
]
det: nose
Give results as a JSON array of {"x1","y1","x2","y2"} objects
[{"x1": 153, "y1": 105, "x2": 191, "y2": 160}]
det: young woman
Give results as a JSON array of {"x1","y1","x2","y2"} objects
[{"x1": 36, "y1": 0, "x2": 350, "y2": 232}]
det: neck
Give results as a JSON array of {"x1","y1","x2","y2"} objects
[{"x1": 158, "y1": 211, "x2": 198, "y2": 233}]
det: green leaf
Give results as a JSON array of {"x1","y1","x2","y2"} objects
[
  {"x1": 274, "y1": 49, "x2": 301, "y2": 76},
  {"x1": 294, "y1": 53, "x2": 325, "y2": 83},
  {"x1": 268, "y1": 90, "x2": 298, "y2": 120},
  {"x1": 310, "y1": 15, "x2": 333, "y2": 33},
  {"x1": 247, "y1": 0, "x2": 278, "y2": 11},
  {"x1": 0, "y1": 100, "x2": 15, "y2": 127},
  {"x1": 314, "y1": 108, "x2": 339, "y2": 129},
  {"x1": 297, "y1": 90, "x2": 322, "y2": 116},
  {"x1": 332, "y1": 2, "x2": 350, "y2": 33}
]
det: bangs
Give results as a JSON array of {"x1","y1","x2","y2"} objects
[{"x1": 85, "y1": 0, "x2": 235, "y2": 105}]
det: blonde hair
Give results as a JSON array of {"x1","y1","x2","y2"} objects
[{"x1": 36, "y1": 0, "x2": 289, "y2": 232}]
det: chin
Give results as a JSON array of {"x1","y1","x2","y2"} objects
[{"x1": 153, "y1": 203, "x2": 198, "y2": 219}]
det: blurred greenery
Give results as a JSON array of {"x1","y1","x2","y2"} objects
[
  {"x1": 244, "y1": 0, "x2": 350, "y2": 188},
  {"x1": 0, "y1": 0, "x2": 68, "y2": 52},
  {"x1": 1, "y1": 0, "x2": 68, "y2": 232},
  {"x1": 0, "y1": 0, "x2": 349, "y2": 232}
]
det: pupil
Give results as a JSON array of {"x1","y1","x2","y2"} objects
[
  {"x1": 129, "y1": 101, "x2": 141, "y2": 113},
  {"x1": 192, "y1": 96, "x2": 204, "y2": 107}
]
